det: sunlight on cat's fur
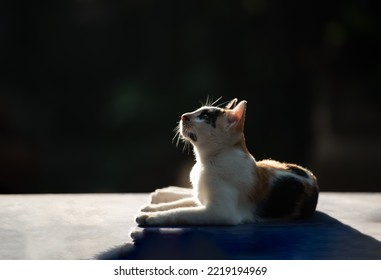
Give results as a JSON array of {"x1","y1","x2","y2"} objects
[{"x1": 136, "y1": 98, "x2": 319, "y2": 226}]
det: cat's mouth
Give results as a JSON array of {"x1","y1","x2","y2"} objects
[{"x1": 181, "y1": 126, "x2": 197, "y2": 142}]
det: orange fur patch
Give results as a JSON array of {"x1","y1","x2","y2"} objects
[
  {"x1": 250, "y1": 159, "x2": 318, "y2": 205},
  {"x1": 249, "y1": 163, "x2": 273, "y2": 203}
]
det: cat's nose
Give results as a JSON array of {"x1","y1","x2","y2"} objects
[{"x1": 181, "y1": 114, "x2": 190, "y2": 122}]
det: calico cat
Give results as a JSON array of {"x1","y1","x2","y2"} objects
[{"x1": 136, "y1": 98, "x2": 319, "y2": 226}]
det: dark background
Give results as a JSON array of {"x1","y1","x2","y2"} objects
[{"x1": 1, "y1": 0, "x2": 380, "y2": 193}]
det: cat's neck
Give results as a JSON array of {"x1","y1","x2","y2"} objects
[{"x1": 193, "y1": 136, "x2": 253, "y2": 164}]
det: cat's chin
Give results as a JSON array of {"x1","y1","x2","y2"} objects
[
  {"x1": 181, "y1": 128, "x2": 197, "y2": 142},
  {"x1": 187, "y1": 132, "x2": 197, "y2": 142}
]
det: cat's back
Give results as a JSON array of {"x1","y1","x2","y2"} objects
[{"x1": 253, "y1": 159, "x2": 319, "y2": 220}]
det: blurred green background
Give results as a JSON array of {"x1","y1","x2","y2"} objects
[{"x1": 1, "y1": 0, "x2": 380, "y2": 193}]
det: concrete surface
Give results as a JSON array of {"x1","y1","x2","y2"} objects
[{"x1": 0, "y1": 192, "x2": 380, "y2": 259}]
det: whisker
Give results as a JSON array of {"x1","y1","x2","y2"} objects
[
  {"x1": 200, "y1": 96, "x2": 224, "y2": 108},
  {"x1": 211, "y1": 96, "x2": 223, "y2": 106},
  {"x1": 184, "y1": 140, "x2": 191, "y2": 155},
  {"x1": 201, "y1": 95, "x2": 217, "y2": 107},
  {"x1": 172, "y1": 123, "x2": 181, "y2": 147},
  {"x1": 172, "y1": 122, "x2": 191, "y2": 153},
  {"x1": 200, "y1": 96, "x2": 208, "y2": 107},
  {"x1": 215, "y1": 99, "x2": 231, "y2": 108}
]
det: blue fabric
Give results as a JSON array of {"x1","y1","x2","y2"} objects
[{"x1": 98, "y1": 212, "x2": 381, "y2": 259}]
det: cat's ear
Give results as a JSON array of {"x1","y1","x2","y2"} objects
[
  {"x1": 225, "y1": 98, "x2": 238, "y2": 109},
  {"x1": 225, "y1": 100, "x2": 247, "y2": 131}
]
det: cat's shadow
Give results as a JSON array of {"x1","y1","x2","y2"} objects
[{"x1": 96, "y1": 211, "x2": 381, "y2": 259}]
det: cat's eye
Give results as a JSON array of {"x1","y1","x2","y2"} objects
[{"x1": 198, "y1": 112, "x2": 210, "y2": 120}]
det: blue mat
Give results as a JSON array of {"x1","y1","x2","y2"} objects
[{"x1": 98, "y1": 212, "x2": 381, "y2": 259}]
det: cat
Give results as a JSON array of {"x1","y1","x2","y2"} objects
[{"x1": 136, "y1": 98, "x2": 319, "y2": 226}]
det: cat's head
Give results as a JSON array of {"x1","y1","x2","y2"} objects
[{"x1": 177, "y1": 98, "x2": 247, "y2": 155}]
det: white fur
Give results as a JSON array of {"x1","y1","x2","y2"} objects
[
  {"x1": 150, "y1": 186, "x2": 193, "y2": 204},
  {"x1": 136, "y1": 148, "x2": 258, "y2": 226},
  {"x1": 135, "y1": 100, "x2": 259, "y2": 226},
  {"x1": 194, "y1": 147, "x2": 258, "y2": 223}
]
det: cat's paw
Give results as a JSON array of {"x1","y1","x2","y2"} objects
[
  {"x1": 135, "y1": 212, "x2": 165, "y2": 226},
  {"x1": 140, "y1": 205, "x2": 157, "y2": 212},
  {"x1": 150, "y1": 186, "x2": 190, "y2": 204},
  {"x1": 150, "y1": 193, "x2": 161, "y2": 204},
  {"x1": 135, "y1": 212, "x2": 153, "y2": 226},
  {"x1": 130, "y1": 227, "x2": 144, "y2": 240},
  {"x1": 135, "y1": 212, "x2": 148, "y2": 226},
  {"x1": 150, "y1": 190, "x2": 169, "y2": 204}
]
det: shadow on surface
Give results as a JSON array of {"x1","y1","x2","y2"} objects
[{"x1": 97, "y1": 211, "x2": 381, "y2": 259}]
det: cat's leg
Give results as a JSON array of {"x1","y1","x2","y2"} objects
[
  {"x1": 141, "y1": 197, "x2": 199, "y2": 212},
  {"x1": 150, "y1": 186, "x2": 193, "y2": 204},
  {"x1": 138, "y1": 184, "x2": 244, "y2": 226},
  {"x1": 136, "y1": 205, "x2": 241, "y2": 226}
]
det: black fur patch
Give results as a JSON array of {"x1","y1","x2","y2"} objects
[
  {"x1": 299, "y1": 186, "x2": 319, "y2": 219},
  {"x1": 259, "y1": 176, "x2": 304, "y2": 219},
  {"x1": 197, "y1": 109, "x2": 221, "y2": 128},
  {"x1": 287, "y1": 165, "x2": 309, "y2": 178}
]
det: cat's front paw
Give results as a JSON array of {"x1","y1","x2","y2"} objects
[
  {"x1": 150, "y1": 192, "x2": 162, "y2": 204},
  {"x1": 130, "y1": 227, "x2": 144, "y2": 240},
  {"x1": 135, "y1": 212, "x2": 166, "y2": 226},
  {"x1": 151, "y1": 190, "x2": 171, "y2": 204},
  {"x1": 135, "y1": 213, "x2": 148, "y2": 226},
  {"x1": 140, "y1": 205, "x2": 157, "y2": 212},
  {"x1": 136, "y1": 212, "x2": 155, "y2": 226}
]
